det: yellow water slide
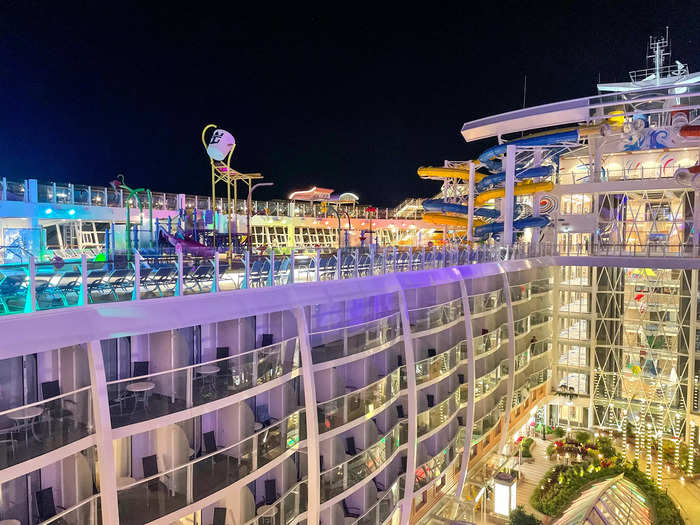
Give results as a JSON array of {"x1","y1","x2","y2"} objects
[
  {"x1": 474, "y1": 181, "x2": 554, "y2": 207},
  {"x1": 417, "y1": 166, "x2": 487, "y2": 182}
]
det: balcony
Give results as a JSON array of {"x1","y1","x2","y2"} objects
[
  {"x1": 468, "y1": 290, "x2": 503, "y2": 315},
  {"x1": 309, "y1": 313, "x2": 401, "y2": 365},
  {"x1": 414, "y1": 428, "x2": 465, "y2": 490},
  {"x1": 417, "y1": 392, "x2": 459, "y2": 438},
  {"x1": 415, "y1": 342, "x2": 463, "y2": 387},
  {"x1": 320, "y1": 421, "x2": 407, "y2": 502},
  {"x1": 408, "y1": 297, "x2": 463, "y2": 333},
  {"x1": 0, "y1": 387, "x2": 93, "y2": 469},
  {"x1": 349, "y1": 475, "x2": 405, "y2": 525},
  {"x1": 105, "y1": 338, "x2": 300, "y2": 428},
  {"x1": 117, "y1": 410, "x2": 305, "y2": 524}
]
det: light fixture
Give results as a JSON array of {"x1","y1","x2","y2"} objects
[
  {"x1": 44, "y1": 207, "x2": 53, "y2": 215},
  {"x1": 68, "y1": 209, "x2": 76, "y2": 216}
]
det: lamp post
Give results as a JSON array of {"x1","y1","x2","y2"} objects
[{"x1": 248, "y1": 182, "x2": 274, "y2": 258}]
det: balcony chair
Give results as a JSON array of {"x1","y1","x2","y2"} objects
[
  {"x1": 213, "y1": 507, "x2": 228, "y2": 525},
  {"x1": 345, "y1": 437, "x2": 360, "y2": 456},
  {"x1": 41, "y1": 380, "x2": 76, "y2": 432},
  {"x1": 426, "y1": 395, "x2": 435, "y2": 408},
  {"x1": 264, "y1": 478, "x2": 277, "y2": 505},
  {"x1": 458, "y1": 374, "x2": 465, "y2": 384},
  {"x1": 35, "y1": 487, "x2": 66, "y2": 524},
  {"x1": 261, "y1": 333, "x2": 274, "y2": 347},
  {"x1": 106, "y1": 268, "x2": 136, "y2": 299},
  {"x1": 216, "y1": 346, "x2": 233, "y2": 387},
  {"x1": 0, "y1": 424, "x2": 17, "y2": 459},
  {"x1": 133, "y1": 361, "x2": 150, "y2": 377},
  {"x1": 142, "y1": 454, "x2": 169, "y2": 495},
  {"x1": 427, "y1": 348, "x2": 436, "y2": 358},
  {"x1": 396, "y1": 405, "x2": 405, "y2": 419}
]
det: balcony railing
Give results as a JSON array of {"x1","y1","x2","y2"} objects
[
  {"x1": 117, "y1": 409, "x2": 305, "y2": 524},
  {"x1": 309, "y1": 313, "x2": 401, "y2": 365},
  {"x1": 40, "y1": 494, "x2": 101, "y2": 525},
  {"x1": 408, "y1": 296, "x2": 463, "y2": 332},
  {"x1": 243, "y1": 479, "x2": 307, "y2": 525},
  {"x1": 349, "y1": 475, "x2": 405, "y2": 525},
  {"x1": 415, "y1": 342, "x2": 463, "y2": 387},
  {"x1": 320, "y1": 421, "x2": 407, "y2": 502},
  {"x1": 414, "y1": 428, "x2": 464, "y2": 489},
  {"x1": 105, "y1": 337, "x2": 299, "y2": 428},
  {"x1": 0, "y1": 386, "x2": 93, "y2": 469}
]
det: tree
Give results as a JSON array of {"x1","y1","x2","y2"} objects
[{"x1": 508, "y1": 505, "x2": 542, "y2": 525}]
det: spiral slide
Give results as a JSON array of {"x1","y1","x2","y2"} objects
[{"x1": 419, "y1": 132, "x2": 568, "y2": 239}]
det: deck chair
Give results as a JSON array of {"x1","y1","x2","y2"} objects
[
  {"x1": 107, "y1": 268, "x2": 135, "y2": 299},
  {"x1": 41, "y1": 380, "x2": 76, "y2": 429},
  {"x1": 142, "y1": 454, "x2": 169, "y2": 493},
  {"x1": 255, "y1": 405, "x2": 277, "y2": 427},
  {"x1": 213, "y1": 508, "x2": 228, "y2": 525}
]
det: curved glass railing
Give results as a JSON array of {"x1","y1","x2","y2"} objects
[
  {"x1": 309, "y1": 313, "x2": 401, "y2": 365},
  {"x1": 105, "y1": 338, "x2": 299, "y2": 428},
  {"x1": 474, "y1": 363, "x2": 506, "y2": 401},
  {"x1": 408, "y1": 297, "x2": 463, "y2": 332},
  {"x1": 514, "y1": 347, "x2": 530, "y2": 373},
  {"x1": 318, "y1": 369, "x2": 404, "y2": 434},
  {"x1": 0, "y1": 386, "x2": 93, "y2": 470},
  {"x1": 417, "y1": 391, "x2": 459, "y2": 438},
  {"x1": 510, "y1": 283, "x2": 531, "y2": 303},
  {"x1": 531, "y1": 278, "x2": 553, "y2": 295},
  {"x1": 350, "y1": 475, "x2": 405, "y2": 525},
  {"x1": 472, "y1": 403, "x2": 504, "y2": 445},
  {"x1": 527, "y1": 369, "x2": 551, "y2": 390},
  {"x1": 116, "y1": 409, "x2": 305, "y2": 524},
  {"x1": 468, "y1": 290, "x2": 503, "y2": 315},
  {"x1": 320, "y1": 421, "x2": 407, "y2": 502},
  {"x1": 530, "y1": 339, "x2": 552, "y2": 357},
  {"x1": 415, "y1": 342, "x2": 464, "y2": 386},
  {"x1": 243, "y1": 479, "x2": 308, "y2": 525},
  {"x1": 414, "y1": 428, "x2": 465, "y2": 489},
  {"x1": 473, "y1": 330, "x2": 501, "y2": 357}
]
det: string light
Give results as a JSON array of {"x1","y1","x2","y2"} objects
[
  {"x1": 689, "y1": 421, "x2": 696, "y2": 477},
  {"x1": 675, "y1": 413, "x2": 681, "y2": 469},
  {"x1": 646, "y1": 423, "x2": 652, "y2": 482},
  {"x1": 622, "y1": 410, "x2": 628, "y2": 461},
  {"x1": 657, "y1": 431, "x2": 663, "y2": 489},
  {"x1": 635, "y1": 419, "x2": 641, "y2": 463}
]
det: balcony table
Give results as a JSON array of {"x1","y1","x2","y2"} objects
[
  {"x1": 198, "y1": 364, "x2": 220, "y2": 398},
  {"x1": 7, "y1": 406, "x2": 43, "y2": 445},
  {"x1": 126, "y1": 381, "x2": 156, "y2": 414}
]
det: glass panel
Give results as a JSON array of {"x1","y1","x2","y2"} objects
[
  {"x1": 41, "y1": 495, "x2": 101, "y2": 525},
  {"x1": 409, "y1": 298, "x2": 462, "y2": 332},
  {"x1": 0, "y1": 387, "x2": 93, "y2": 469}
]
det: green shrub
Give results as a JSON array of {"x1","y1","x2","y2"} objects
[
  {"x1": 575, "y1": 430, "x2": 591, "y2": 444},
  {"x1": 508, "y1": 506, "x2": 541, "y2": 525},
  {"x1": 595, "y1": 436, "x2": 616, "y2": 458},
  {"x1": 552, "y1": 427, "x2": 565, "y2": 438},
  {"x1": 546, "y1": 443, "x2": 557, "y2": 457}
]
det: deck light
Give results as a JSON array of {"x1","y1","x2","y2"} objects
[
  {"x1": 68, "y1": 209, "x2": 76, "y2": 216},
  {"x1": 45, "y1": 207, "x2": 53, "y2": 214}
]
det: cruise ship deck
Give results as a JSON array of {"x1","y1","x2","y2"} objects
[{"x1": 1, "y1": 36, "x2": 699, "y2": 525}]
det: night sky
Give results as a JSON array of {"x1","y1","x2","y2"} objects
[{"x1": 1, "y1": 2, "x2": 697, "y2": 207}]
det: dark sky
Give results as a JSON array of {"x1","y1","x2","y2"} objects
[{"x1": 1, "y1": 2, "x2": 697, "y2": 207}]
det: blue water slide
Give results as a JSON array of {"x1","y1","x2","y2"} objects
[
  {"x1": 475, "y1": 165, "x2": 554, "y2": 193},
  {"x1": 422, "y1": 199, "x2": 500, "y2": 219},
  {"x1": 473, "y1": 216, "x2": 550, "y2": 237},
  {"x1": 478, "y1": 129, "x2": 580, "y2": 171}
]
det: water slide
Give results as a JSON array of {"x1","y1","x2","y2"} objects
[
  {"x1": 159, "y1": 227, "x2": 216, "y2": 257},
  {"x1": 419, "y1": 130, "x2": 569, "y2": 239}
]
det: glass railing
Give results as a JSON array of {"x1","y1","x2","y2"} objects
[
  {"x1": 531, "y1": 278, "x2": 553, "y2": 295},
  {"x1": 472, "y1": 404, "x2": 503, "y2": 444},
  {"x1": 513, "y1": 315, "x2": 530, "y2": 337},
  {"x1": 0, "y1": 386, "x2": 93, "y2": 470},
  {"x1": 40, "y1": 494, "x2": 101, "y2": 525},
  {"x1": 514, "y1": 348, "x2": 530, "y2": 372},
  {"x1": 309, "y1": 313, "x2": 401, "y2": 365},
  {"x1": 317, "y1": 369, "x2": 403, "y2": 434},
  {"x1": 530, "y1": 340, "x2": 552, "y2": 357},
  {"x1": 510, "y1": 283, "x2": 531, "y2": 303},
  {"x1": 512, "y1": 385, "x2": 530, "y2": 408},
  {"x1": 527, "y1": 369, "x2": 551, "y2": 390},
  {"x1": 417, "y1": 391, "x2": 459, "y2": 438},
  {"x1": 474, "y1": 364, "x2": 503, "y2": 401},
  {"x1": 408, "y1": 297, "x2": 463, "y2": 332},
  {"x1": 414, "y1": 428, "x2": 465, "y2": 489},
  {"x1": 320, "y1": 421, "x2": 407, "y2": 502},
  {"x1": 117, "y1": 410, "x2": 305, "y2": 524},
  {"x1": 530, "y1": 309, "x2": 552, "y2": 327},
  {"x1": 468, "y1": 290, "x2": 503, "y2": 314},
  {"x1": 350, "y1": 475, "x2": 405, "y2": 525},
  {"x1": 243, "y1": 479, "x2": 308, "y2": 525},
  {"x1": 415, "y1": 343, "x2": 462, "y2": 386},
  {"x1": 105, "y1": 337, "x2": 300, "y2": 428},
  {"x1": 473, "y1": 331, "x2": 501, "y2": 357}
]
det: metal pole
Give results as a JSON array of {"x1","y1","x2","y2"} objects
[
  {"x1": 248, "y1": 182, "x2": 274, "y2": 259},
  {"x1": 467, "y1": 162, "x2": 475, "y2": 243}
]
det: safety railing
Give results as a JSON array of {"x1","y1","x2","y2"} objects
[
  {"x1": 472, "y1": 403, "x2": 504, "y2": 445},
  {"x1": 468, "y1": 289, "x2": 503, "y2": 315},
  {"x1": 417, "y1": 390, "x2": 460, "y2": 438},
  {"x1": 317, "y1": 368, "x2": 404, "y2": 434},
  {"x1": 414, "y1": 428, "x2": 464, "y2": 489},
  {"x1": 408, "y1": 296, "x2": 463, "y2": 332},
  {"x1": 0, "y1": 386, "x2": 93, "y2": 469},
  {"x1": 309, "y1": 312, "x2": 401, "y2": 365},
  {"x1": 320, "y1": 421, "x2": 407, "y2": 502},
  {"x1": 105, "y1": 337, "x2": 299, "y2": 428},
  {"x1": 349, "y1": 475, "x2": 405, "y2": 525},
  {"x1": 116, "y1": 409, "x2": 305, "y2": 524},
  {"x1": 242, "y1": 479, "x2": 308, "y2": 525},
  {"x1": 415, "y1": 342, "x2": 463, "y2": 386}
]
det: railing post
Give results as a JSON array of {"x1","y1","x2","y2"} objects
[
  {"x1": 186, "y1": 367, "x2": 193, "y2": 408},
  {"x1": 186, "y1": 463, "x2": 193, "y2": 504},
  {"x1": 336, "y1": 248, "x2": 341, "y2": 280},
  {"x1": 369, "y1": 245, "x2": 375, "y2": 276},
  {"x1": 408, "y1": 246, "x2": 413, "y2": 272},
  {"x1": 393, "y1": 246, "x2": 397, "y2": 273},
  {"x1": 442, "y1": 245, "x2": 446, "y2": 267},
  {"x1": 382, "y1": 248, "x2": 387, "y2": 274},
  {"x1": 52, "y1": 181, "x2": 57, "y2": 203},
  {"x1": 176, "y1": 246, "x2": 183, "y2": 296},
  {"x1": 103, "y1": 187, "x2": 108, "y2": 206},
  {"x1": 133, "y1": 251, "x2": 141, "y2": 300},
  {"x1": 315, "y1": 248, "x2": 321, "y2": 282},
  {"x1": 244, "y1": 251, "x2": 250, "y2": 289},
  {"x1": 81, "y1": 254, "x2": 88, "y2": 306},
  {"x1": 290, "y1": 249, "x2": 295, "y2": 284},
  {"x1": 1, "y1": 177, "x2": 6, "y2": 200},
  {"x1": 87, "y1": 185, "x2": 92, "y2": 205},
  {"x1": 212, "y1": 256, "x2": 219, "y2": 292},
  {"x1": 28, "y1": 256, "x2": 36, "y2": 313},
  {"x1": 421, "y1": 247, "x2": 425, "y2": 270},
  {"x1": 354, "y1": 248, "x2": 359, "y2": 278},
  {"x1": 269, "y1": 249, "x2": 275, "y2": 286}
]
